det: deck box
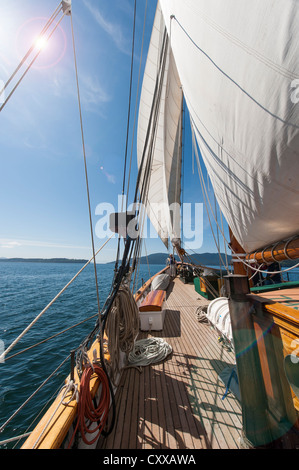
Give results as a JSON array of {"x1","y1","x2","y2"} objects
[{"x1": 139, "y1": 290, "x2": 166, "y2": 331}]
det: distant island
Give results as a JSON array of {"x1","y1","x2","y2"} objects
[
  {"x1": 1, "y1": 253, "x2": 297, "y2": 267},
  {"x1": 106, "y1": 252, "x2": 298, "y2": 267},
  {"x1": 0, "y1": 253, "x2": 229, "y2": 266},
  {"x1": 105, "y1": 252, "x2": 232, "y2": 266}
]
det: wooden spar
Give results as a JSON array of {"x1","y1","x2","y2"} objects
[
  {"x1": 225, "y1": 275, "x2": 272, "y2": 447},
  {"x1": 246, "y1": 236, "x2": 299, "y2": 265}
]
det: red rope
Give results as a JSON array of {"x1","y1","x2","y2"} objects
[{"x1": 68, "y1": 364, "x2": 110, "y2": 448}]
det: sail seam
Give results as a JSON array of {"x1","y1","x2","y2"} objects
[
  {"x1": 172, "y1": 16, "x2": 299, "y2": 130},
  {"x1": 185, "y1": 0, "x2": 299, "y2": 80}
]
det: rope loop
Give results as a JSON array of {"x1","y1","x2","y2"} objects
[
  {"x1": 104, "y1": 286, "x2": 139, "y2": 384},
  {"x1": 284, "y1": 236, "x2": 297, "y2": 260},
  {"x1": 61, "y1": 379, "x2": 79, "y2": 406}
]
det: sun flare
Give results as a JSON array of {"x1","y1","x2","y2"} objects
[{"x1": 34, "y1": 35, "x2": 48, "y2": 51}]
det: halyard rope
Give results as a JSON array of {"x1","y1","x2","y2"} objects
[{"x1": 104, "y1": 287, "x2": 139, "y2": 384}]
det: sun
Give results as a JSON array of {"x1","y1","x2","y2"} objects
[{"x1": 34, "y1": 35, "x2": 48, "y2": 51}]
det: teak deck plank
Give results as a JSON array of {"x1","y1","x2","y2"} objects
[{"x1": 98, "y1": 278, "x2": 242, "y2": 450}]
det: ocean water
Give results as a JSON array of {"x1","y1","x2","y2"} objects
[{"x1": 0, "y1": 261, "x2": 164, "y2": 449}]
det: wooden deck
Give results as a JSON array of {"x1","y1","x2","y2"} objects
[{"x1": 97, "y1": 278, "x2": 243, "y2": 449}]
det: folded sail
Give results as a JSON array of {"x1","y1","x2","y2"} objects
[
  {"x1": 154, "y1": 0, "x2": 299, "y2": 253},
  {"x1": 137, "y1": 4, "x2": 183, "y2": 248}
]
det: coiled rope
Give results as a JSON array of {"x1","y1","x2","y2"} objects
[
  {"x1": 196, "y1": 305, "x2": 209, "y2": 323},
  {"x1": 104, "y1": 286, "x2": 139, "y2": 384},
  {"x1": 127, "y1": 338, "x2": 172, "y2": 369},
  {"x1": 67, "y1": 363, "x2": 110, "y2": 448}
]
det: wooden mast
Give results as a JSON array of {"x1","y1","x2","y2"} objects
[
  {"x1": 227, "y1": 228, "x2": 272, "y2": 447},
  {"x1": 229, "y1": 228, "x2": 249, "y2": 276},
  {"x1": 225, "y1": 275, "x2": 272, "y2": 447}
]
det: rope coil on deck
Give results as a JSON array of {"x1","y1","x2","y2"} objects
[
  {"x1": 127, "y1": 337, "x2": 172, "y2": 369},
  {"x1": 195, "y1": 305, "x2": 209, "y2": 323}
]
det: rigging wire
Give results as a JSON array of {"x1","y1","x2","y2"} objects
[
  {"x1": 214, "y1": 192, "x2": 222, "y2": 276},
  {"x1": 121, "y1": 0, "x2": 137, "y2": 212},
  {"x1": 70, "y1": 13, "x2": 101, "y2": 320},
  {"x1": 0, "y1": 6, "x2": 67, "y2": 112},
  {"x1": 126, "y1": 0, "x2": 148, "y2": 205},
  {"x1": 0, "y1": 2, "x2": 62, "y2": 98},
  {"x1": 143, "y1": 239, "x2": 151, "y2": 282},
  {"x1": 181, "y1": 98, "x2": 186, "y2": 245},
  {"x1": 4, "y1": 313, "x2": 99, "y2": 363},
  {"x1": 220, "y1": 209, "x2": 230, "y2": 270},
  {"x1": 0, "y1": 354, "x2": 71, "y2": 438},
  {"x1": 115, "y1": 0, "x2": 138, "y2": 276},
  {"x1": 107, "y1": 24, "x2": 170, "y2": 312},
  {"x1": 130, "y1": 30, "x2": 169, "y2": 276},
  {"x1": 191, "y1": 121, "x2": 230, "y2": 274},
  {"x1": 13, "y1": 374, "x2": 75, "y2": 449}
]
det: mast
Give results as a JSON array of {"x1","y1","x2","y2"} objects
[
  {"x1": 225, "y1": 275, "x2": 272, "y2": 447},
  {"x1": 229, "y1": 228, "x2": 247, "y2": 276}
]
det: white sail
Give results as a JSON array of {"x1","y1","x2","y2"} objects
[
  {"x1": 137, "y1": 4, "x2": 183, "y2": 248},
  {"x1": 154, "y1": 0, "x2": 299, "y2": 253}
]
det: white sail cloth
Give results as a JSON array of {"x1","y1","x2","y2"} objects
[
  {"x1": 137, "y1": 4, "x2": 183, "y2": 249},
  {"x1": 153, "y1": 0, "x2": 299, "y2": 253}
]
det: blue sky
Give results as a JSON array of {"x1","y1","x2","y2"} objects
[{"x1": 0, "y1": 0, "x2": 229, "y2": 263}]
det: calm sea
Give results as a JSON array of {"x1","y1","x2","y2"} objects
[
  {"x1": 0, "y1": 260, "x2": 164, "y2": 449},
  {"x1": 0, "y1": 261, "x2": 298, "y2": 449}
]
